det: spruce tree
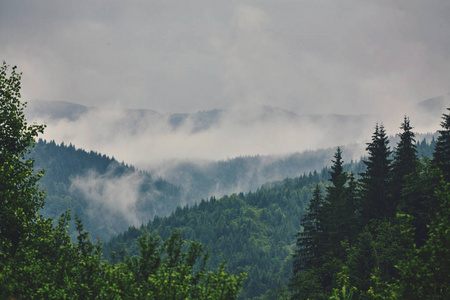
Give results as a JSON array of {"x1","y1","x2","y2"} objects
[
  {"x1": 322, "y1": 147, "x2": 349, "y2": 258},
  {"x1": 345, "y1": 172, "x2": 359, "y2": 240},
  {"x1": 433, "y1": 107, "x2": 450, "y2": 181},
  {"x1": 391, "y1": 116, "x2": 418, "y2": 207},
  {"x1": 359, "y1": 124, "x2": 392, "y2": 221},
  {"x1": 293, "y1": 184, "x2": 324, "y2": 274}
]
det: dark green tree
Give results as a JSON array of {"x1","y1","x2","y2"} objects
[
  {"x1": 293, "y1": 184, "x2": 324, "y2": 274},
  {"x1": 322, "y1": 147, "x2": 351, "y2": 256},
  {"x1": 290, "y1": 184, "x2": 329, "y2": 300},
  {"x1": 359, "y1": 124, "x2": 393, "y2": 222},
  {"x1": 391, "y1": 116, "x2": 418, "y2": 208},
  {"x1": 291, "y1": 149, "x2": 357, "y2": 300},
  {"x1": 344, "y1": 172, "x2": 359, "y2": 241},
  {"x1": 433, "y1": 107, "x2": 450, "y2": 181},
  {"x1": 395, "y1": 178, "x2": 450, "y2": 299}
]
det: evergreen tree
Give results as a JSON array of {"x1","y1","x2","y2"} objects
[
  {"x1": 391, "y1": 116, "x2": 418, "y2": 207},
  {"x1": 395, "y1": 177, "x2": 450, "y2": 298},
  {"x1": 433, "y1": 107, "x2": 450, "y2": 181},
  {"x1": 293, "y1": 184, "x2": 324, "y2": 274},
  {"x1": 359, "y1": 124, "x2": 392, "y2": 222},
  {"x1": 345, "y1": 172, "x2": 359, "y2": 240},
  {"x1": 322, "y1": 147, "x2": 349, "y2": 258}
]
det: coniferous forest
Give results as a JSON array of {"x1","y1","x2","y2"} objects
[{"x1": 2, "y1": 61, "x2": 450, "y2": 299}]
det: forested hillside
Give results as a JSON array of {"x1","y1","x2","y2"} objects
[
  {"x1": 150, "y1": 147, "x2": 360, "y2": 202},
  {"x1": 30, "y1": 139, "x2": 355, "y2": 242},
  {"x1": 151, "y1": 135, "x2": 436, "y2": 202},
  {"x1": 31, "y1": 139, "x2": 183, "y2": 241},
  {"x1": 104, "y1": 136, "x2": 437, "y2": 299},
  {"x1": 104, "y1": 171, "x2": 327, "y2": 299}
]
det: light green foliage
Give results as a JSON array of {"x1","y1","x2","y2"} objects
[
  {"x1": 112, "y1": 231, "x2": 245, "y2": 299},
  {"x1": 0, "y1": 62, "x2": 46, "y2": 256}
]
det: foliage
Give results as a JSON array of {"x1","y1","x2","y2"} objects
[
  {"x1": 110, "y1": 230, "x2": 245, "y2": 299},
  {"x1": 395, "y1": 179, "x2": 450, "y2": 299},
  {"x1": 0, "y1": 62, "x2": 46, "y2": 256}
]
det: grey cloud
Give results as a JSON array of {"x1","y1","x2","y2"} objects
[
  {"x1": 1, "y1": 0, "x2": 449, "y2": 117},
  {"x1": 70, "y1": 168, "x2": 144, "y2": 227},
  {"x1": 27, "y1": 101, "x2": 380, "y2": 166}
]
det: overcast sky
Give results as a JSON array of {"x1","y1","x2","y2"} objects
[{"x1": 2, "y1": 0, "x2": 449, "y2": 118}]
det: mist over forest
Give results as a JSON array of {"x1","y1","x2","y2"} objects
[
  {"x1": 24, "y1": 97, "x2": 444, "y2": 227},
  {"x1": 26, "y1": 96, "x2": 446, "y2": 166},
  {"x1": 3, "y1": 1, "x2": 450, "y2": 298},
  {"x1": 25, "y1": 98, "x2": 441, "y2": 241}
]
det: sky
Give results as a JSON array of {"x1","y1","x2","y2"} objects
[
  {"x1": 2, "y1": 1, "x2": 449, "y2": 114},
  {"x1": 2, "y1": 1, "x2": 450, "y2": 163}
]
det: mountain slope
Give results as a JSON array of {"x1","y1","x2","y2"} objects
[
  {"x1": 102, "y1": 138, "x2": 436, "y2": 299},
  {"x1": 31, "y1": 140, "x2": 183, "y2": 241},
  {"x1": 103, "y1": 173, "x2": 324, "y2": 300}
]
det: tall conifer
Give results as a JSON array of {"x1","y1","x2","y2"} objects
[
  {"x1": 293, "y1": 184, "x2": 324, "y2": 274},
  {"x1": 359, "y1": 124, "x2": 392, "y2": 221},
  {"x1": 322, "y1": 148, "x2": 349, "y2": 257},
  {"x1": 391, "y1": 116, "x2": 418, "y2": 207}
]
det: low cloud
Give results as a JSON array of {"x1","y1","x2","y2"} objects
[
  {"x1": 28, "y1": 102, "x2": 386, "y2": 168},
  {"x1": 70, "y1": 166, "x2": 146, "y2": 230}
]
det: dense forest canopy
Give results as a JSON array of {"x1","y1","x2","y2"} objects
[{"x1": 29, "y1": 132, "x2": 437, "y2": 246}]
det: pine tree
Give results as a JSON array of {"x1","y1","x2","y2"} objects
[
  {"x1": 433, "y1": 107, "x2": 450, "y2": 181},
  {"x1": 359, "y1": 124, "x2": 392, "y2": 221}
]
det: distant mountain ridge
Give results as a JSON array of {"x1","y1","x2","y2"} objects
[
  {"x1": 26, "y1": 97, "x2": 449, "y2": 136},
  {"x1": 26, "y1": 99, "x2": 376, "y2": 134}
]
